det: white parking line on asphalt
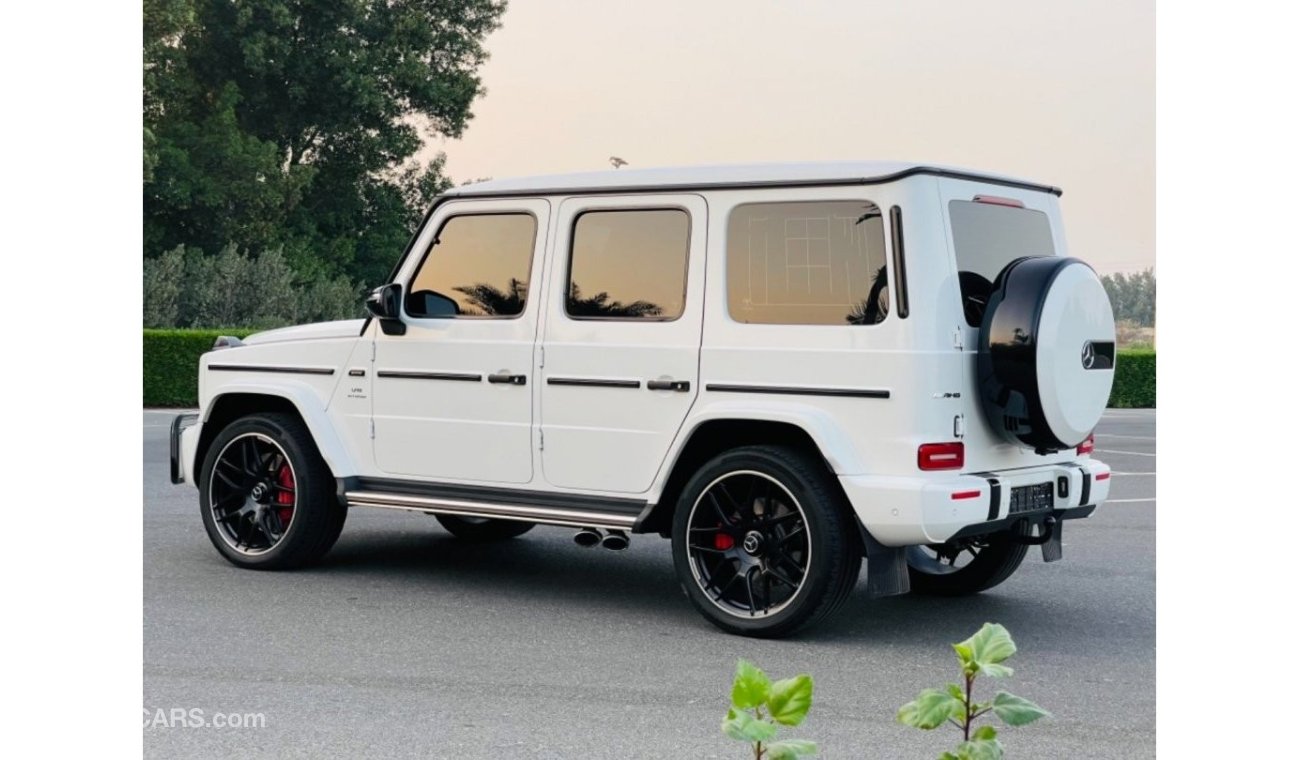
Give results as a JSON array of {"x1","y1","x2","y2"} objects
[
  {"x1": 1097, "y1": 449, "x2": 1157, "y2": 457},
  {"x1": 1106, "y1": 498, "x2": 1157, "y2": 503},
  {"x1": 1113, "y1": 472, "x2": 1157, "y2": 476},
  {"x1": 1096, "y1": 433, "x2": 1157, "y2": 441}
]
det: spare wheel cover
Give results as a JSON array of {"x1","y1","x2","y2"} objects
[{"x1": 978, "y1": 257, "x2": 1116, "y2": 451}]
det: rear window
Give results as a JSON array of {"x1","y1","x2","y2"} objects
[{"x1": 949, "y1": 200, "x2": 1055, "y2": 326}]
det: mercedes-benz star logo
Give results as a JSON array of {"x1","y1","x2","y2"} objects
[
  {"x1": 1081, "y1": 341, "x2": 1096, "y2": 370},
  {"x1": 742, "y1": 531, "x2": 763, "y2": 555}
]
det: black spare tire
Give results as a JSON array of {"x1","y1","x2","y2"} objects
[{"x1": 977, "y1": 256, "x2": 1116, "y2": 453}]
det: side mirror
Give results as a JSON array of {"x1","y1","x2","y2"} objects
[
  {"x1": 406, "y1": 289, "x2": 460, "y2": 318},
  {"x1": 366, "y1": 284, "x2": 406, "y2": 336}
]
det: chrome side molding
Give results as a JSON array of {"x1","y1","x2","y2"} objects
[{"x1": 344, "y1": 490, "x2": 639, "y2": 530}]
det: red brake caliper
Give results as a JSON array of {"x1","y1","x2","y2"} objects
[
  {"x1": 714, "y1": 524, "x2": 734, "y2": 550},
  {"x1": 274, "y1": 464, "x2": 295, "y2": 528}
]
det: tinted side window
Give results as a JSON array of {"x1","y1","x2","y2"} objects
[
  {"x1": 406, "y1": 213, "x2": 537, "y2": 318},
  {"x1": 567, "y1": 209, "x2": 690, "y2": 320},
  {"x1": 727, "y1": 201, "x2": 889, "y2": 325}
]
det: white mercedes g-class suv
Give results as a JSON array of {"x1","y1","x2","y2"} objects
[{"x1": 170, "y1": 161, "x2": 1114, "y2": 638}]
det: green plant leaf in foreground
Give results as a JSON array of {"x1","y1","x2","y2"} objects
[
  {"x1": 897, "y1": 688, "x2": 964, "y2": 730},
  {"x1": 990, "y1": 691, "x2": 1050, "y2": 726},
  {"x1": 731, "y1": 659, "x2": 772, "y2": 709},
  {"x1": 722, "y1": 708, "x2": 778, "y2": 743},
  {"x1": 767, "y1": 675, "x2": 814, "y2": 726},
  {"x1": 765, "y1": 739, "x2": 818, "y2": 759},
  {"x1": 953, "y1": 623, "x2": 1017, "y2": 677}
]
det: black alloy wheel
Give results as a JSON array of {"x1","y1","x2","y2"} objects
[
  {"x1": 685, "y1": 470, "x2": 811, "y2": 619},
  {"x1": 199, "y1": 413, "x2": 347, "y2": 569},
  {"x1": 671, "y1": 445, "x2": 861, "y2": 638},
  {"x1": 207, "y1": 432, "x2": 298, "y2": 554}
]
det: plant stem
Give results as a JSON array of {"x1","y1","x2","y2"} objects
[{"x1": 963, "y1": 673, "x2": 975, "y2": 742}]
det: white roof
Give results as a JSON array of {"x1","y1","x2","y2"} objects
[{"x1": 446, "y1": 161, "x2": 1060, "y2": 196}]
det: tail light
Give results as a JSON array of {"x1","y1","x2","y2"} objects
[
  {"x1": 973, "y1": 195, "x2": 1025, "y2": 208},
  {"x1": 918, "y1": 442, "x2": 964, "y2": 471},
  {"x1": 1077, "y1": 434, "x2": 1095, "y2": 456}
]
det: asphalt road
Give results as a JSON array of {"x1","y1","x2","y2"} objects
[{"x1": 144, "y1": 409, "x2": 1155, "y2": 759}]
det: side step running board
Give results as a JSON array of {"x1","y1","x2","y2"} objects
[{"x1": 345, "y1": 490, "x2": 639, "y2": 530}]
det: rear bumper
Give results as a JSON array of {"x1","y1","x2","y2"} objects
[
  {"x1": 169, "y1": 414, "x2": 201, "y2": 485},
  {"x1": 840, "y1": 459, "x2": 1110, "y2": 546}
]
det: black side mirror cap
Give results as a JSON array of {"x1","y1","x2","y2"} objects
[{"x1": 366, "y1": 283, "x2": 406, "y2": 335}]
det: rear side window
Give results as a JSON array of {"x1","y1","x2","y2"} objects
[
  {"x1": 949, "y1": 200, "x2": 1055, "y2": 326},
  {"x1": 727, "y1": 201, "x2": 889, "y2": 325},
  {"x1": 407, "y1": 213, "x2": 537, "y2": 318},
  {"x1": 566, "y1": 209, "x2": 690, "y2": 320}
]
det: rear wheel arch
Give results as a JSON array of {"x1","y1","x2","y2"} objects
[{"x1": 641, "y1": 419, "x2": 841, "y2": 537}]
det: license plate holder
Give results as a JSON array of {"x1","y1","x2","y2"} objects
[{"x1": 1009, "y1": 482, "x2": 1054, "y2": 514}]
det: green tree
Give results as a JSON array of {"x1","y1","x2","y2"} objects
[
  {"x1": 1101, "y1": 268, "x2": 1156, "y2": 327},
  {"x1": 144, "y1": 0, "x2": 507, "y2": 287}
]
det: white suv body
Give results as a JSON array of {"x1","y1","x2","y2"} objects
[{"x1": 171, "y1": 161, "x2": 1114, "y2": 637}]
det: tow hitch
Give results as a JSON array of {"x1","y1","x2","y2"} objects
[{"x1": 1014, "y1": 516, "x2": 1062, "y2": 562}]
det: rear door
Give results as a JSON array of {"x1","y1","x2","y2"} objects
[
  {"x1": 539, "y1": 195, "x2": 707, "y2": 493},
  {"x1": 939, "y1": 179, "x2": 1077, "y2": 472}
]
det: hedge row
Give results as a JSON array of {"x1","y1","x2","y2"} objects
[
  {"x1": 144, "y1": 329, "x2": 254, "y2": 407},
  {"x1": 1110, "y1": 349, "x2": 1156, "y2": 408},
  {"x1": 143, "y1": 330, "x2": 1156, "y2": 408}
]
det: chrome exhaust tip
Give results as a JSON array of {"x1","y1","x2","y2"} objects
[
  {"x1": 573, "y1": 528, "x2": 603, "y2": 548},
  {"x1": 601, "y1": 529, "x2": 629, "y2": 551}
]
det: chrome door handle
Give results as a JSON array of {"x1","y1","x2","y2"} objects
[
  {"x1": 647, "y1": 379, "x2": 690, "y2": 392},
  {"x1": 488, "y1": 372, "x2": 527, "y2": 385}
]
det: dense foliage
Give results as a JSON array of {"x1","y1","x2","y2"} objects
[
  {"x1": 144, "y1": 0, "x2": 507, "y2": 326},
  {"x1": 1111, "y1": 349, "x2": 1156, "y2": 408},
  {"x1": 144, "y1": 244, "x2": 360, "y2": 328},
  {"x1": 144, "y1": 329, "x2": 255, "y2": 406},
  {"x1": 1100, "y1": 268, "x2": 1156, "y2": 327}
]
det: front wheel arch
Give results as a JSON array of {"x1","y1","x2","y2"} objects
[{"x1": 197, "y1": 391, "x2": 354, "y2": 481}]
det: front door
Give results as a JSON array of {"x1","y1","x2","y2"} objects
[
  {"x1": 539, "y1": 195, "x2": 707, "y2": 493},
  {"x1": 372, "y1": 198, "x2": 549, "y2": 484}
]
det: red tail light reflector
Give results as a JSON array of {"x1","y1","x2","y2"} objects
[
  {"x1": 918, "y1": 442, "x2": 965, "y2": 471},
  {"x1": 1077, "y1": 434, "x2": 1095, "y2": 456},
  {"x1": 1095, "y1": 472, "x2": 1110, "y2": 482},
  {"x1": 950, "y1": 489, "x2": 982, "y2": 500}
]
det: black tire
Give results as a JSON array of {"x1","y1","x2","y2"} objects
[
  {"x1": 435, "y1": 515, "x2": 535, "y2": 542},
  {"x1": 671, "y1": 445, "x2": 862, "y2": 639},
  {"x1": 199, "y1": 413, "x2": 346, "y2": 569},
  {"x1": 905, "y1": 534, "x2": 1028, "y2": 596}
]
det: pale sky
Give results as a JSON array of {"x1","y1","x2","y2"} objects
[{"x1": 423, "y1": 0, "x2": 1154, "y2": 275}]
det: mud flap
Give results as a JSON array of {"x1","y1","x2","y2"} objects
[
  {"x1": 1040, "y1": 520, "x2": 1063, "y2": 563},
  {"x1": 861, "y1": 526, "x2": 910, "y2": 597}
]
